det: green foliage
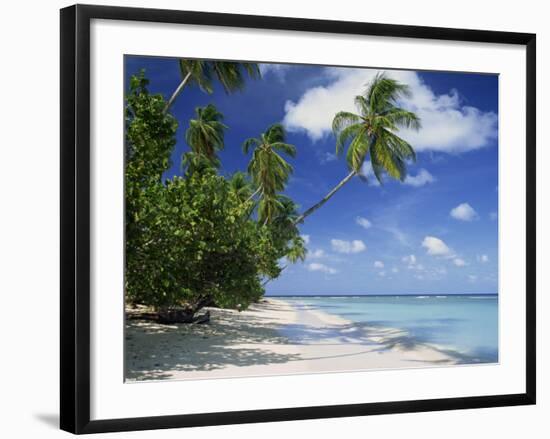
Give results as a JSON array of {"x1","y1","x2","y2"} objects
[
  {"x1": 184, "y1": 104, "x2": 227, "y2": 168},
  {"x1": 125, "y1": 72, "x2": 300, "y2": 315},
  {"x1": 125, "y1": 71, "x2": 178, "y2": 282},
  {"x1": 332, "y1": 73, "x2": 421, "y2": 182},
  {"x1": 243, "y1": 124, "x2": 297, "y2": 224},
  {"x1": 178, "y1": 60, "x2": 261, "y2": 95},
  {"x1": 126, "y1": 171, "x2": 281, "y2": 310}
]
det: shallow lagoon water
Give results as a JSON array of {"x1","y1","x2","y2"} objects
[{"x1": 277, "y1": 295, "x2": 498, "y2": 363}]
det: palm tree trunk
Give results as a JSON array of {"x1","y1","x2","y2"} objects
[
  {"x1": 163, "y1": 71, "x2": 192, "y2": 114},
  {"x1": 293, "y1": 170, "x2": 356, "y2": 225},
  {"x1": 245, "y1": 186, "x2": 262, "y2": 203}
]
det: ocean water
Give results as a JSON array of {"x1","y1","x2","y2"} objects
[{"x1": 279, "y1": 295, "x2": 498, "y2": 363}]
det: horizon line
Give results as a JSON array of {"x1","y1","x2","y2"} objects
[{"x1": 265, "y1": 293, "x2": 498, "y2": 297}]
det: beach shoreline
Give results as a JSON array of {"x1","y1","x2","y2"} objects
[{"x1": 125, "y1": 298, "x2": 463, "y2": 382}]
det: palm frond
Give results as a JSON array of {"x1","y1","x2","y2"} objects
[
  {"x1": 370, "y1": 135, "x2": 407, "y2": 181},
  {"x1": 242, "y1": 137, "x2": 261, "y2": 154},
  {"x1": 332, "y1": 111, "x2": 362, "y2": 134},
  {"x1": 381, "y1": 108, "x2": 421, "y2": 131},
  {"x1": 367, "y1": 73, "x2": 412, "y2": 114},
  {"x1": 271, "y1": 142, "x2": 297, "y2": 158},
  {"x1": 265, "y1": 124, "x2": 286, "y2": 143},
  {"x1": 335, "y1": 122, "x2": 363, "y2": 155}
]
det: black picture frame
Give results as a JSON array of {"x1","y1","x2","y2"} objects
[{"x1": 60, "y1": 4, "x2": 536, "y2": 434}]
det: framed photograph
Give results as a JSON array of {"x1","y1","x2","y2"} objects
[{"x1": 60, "y1": 4, "x2": 536, "y2": 434}]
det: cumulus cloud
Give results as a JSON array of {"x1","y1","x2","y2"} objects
[
  {"x1": 301, "y1": 234, "x2": 310, "y2": 245},
  {"x1": 468, "y1": 274, "x2": 478, "y2": 283},
  {"x1": 283, "y1": 68, "x2": 497, "y2": 153},
  {"x1": 374, "y1": 260, "x2": 384, "y2": 268},
  {"x1": 331, "y1": 239, "x2": 367, "y2": 254},
  {"x1": 356, "y1": 216, "x2": 372, "y2": 229},
  {"x1": 308, "y1": 249, "x2": 326, "y2": 259},
  {"x1": 307, "y1": 262, "x2": 337, "y2": 275},
  {"x1": 392, "y1": 267, "x2": 399, "y2": 273},
  {"x1": 453, "y1": 258, "x2": 467, "y2": 267},
  {"x1": 477, "y1": 254, "x2": 489, "y2": 263},
  {"x1": 422, "y1": 236, "x2": 452, "y2": 257},
  {"x1": 404, "y1": 169, "x2": 436, "y2": 187},
  {"x1": 450, "y1": 203, "x2": 478, "y2": 221}
]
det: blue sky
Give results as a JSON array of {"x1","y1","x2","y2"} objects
[{"x1": 125, "y1": 56, "x2": 499, "y2": 295}]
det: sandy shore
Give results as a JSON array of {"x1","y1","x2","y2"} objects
[{"x1": 125, "y1": 298, "x2": 458, "y2": 381}]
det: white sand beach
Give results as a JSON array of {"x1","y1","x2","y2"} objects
[{"x1": 125, "y1": 298, "x2": 458, "y2": 381}]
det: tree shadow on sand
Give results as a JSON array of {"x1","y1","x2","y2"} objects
[
  {"x1": 125, "y1": 306, "x2": 497, "y2": 381},
  {"x1": 125, "y1": 307, "x2": 302, "y2": 381}
]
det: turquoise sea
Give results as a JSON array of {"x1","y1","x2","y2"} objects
[{"x1": 276, "y1": 295, "x2": 498, "y2": 364}]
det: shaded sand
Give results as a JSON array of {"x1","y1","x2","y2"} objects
[{"x1": 125, "y1": 298, "x2": 459, "y2": 381}]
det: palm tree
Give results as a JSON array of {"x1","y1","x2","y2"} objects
[
  {"x1": 261, "y1": 195, "x2": 307, "y2": 286},
  {"x1": 184, "y1": 104, "x2": 227, "y2": 168},
  {"x1": 294, "y1": 73, "x2": 421, "y2": 224},
  {"x1": 242, "y1": 124, "x2": 296, "y2": 224},
  {"x1": 164, "y1": 60, "x2": 261, "y2": 113},
  {"x1": 228, "y1": 172, "x2": 254, "y2": 203}
]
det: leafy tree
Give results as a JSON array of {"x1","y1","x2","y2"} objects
[
  {"x1": 125, "y1": 71, "x2": 177, "y2": 303},
  {"x1": 164, "y1": 60, "x2": 261, "y2": 113},
  {"x1": 294, "y1": 74, "x2": 421, "y2": 224},
  {"x1": 125, "y1": 72, "x2": 289, "y2": 320},
  {"x1": 242, "y1": 124, "x2": 297, "y2": 224},
  {"x1": 126, "y1": 171, "x2": 281, "y2": 315}
]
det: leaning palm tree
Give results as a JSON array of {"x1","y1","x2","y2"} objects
[
  {"x1": 242, "y1": 124, "x2": 296, "y2": 225},
  {"x1": 294, "y1": 73, "x2": 421, "y2": 224},
  {"x1": 164, "y1": 60, "x2": 261, "y2": 113},
  {"x1": 184, "y1": 104, "x2": 227, "y2": 168}
]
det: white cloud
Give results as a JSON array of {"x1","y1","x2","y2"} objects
[
  {"x1": 283, "y1": 68, "x2": 497, "y2": 153},
  {"x1": 259, "y1": 63, "x2": 289, "y2": 81},
  {"x1": 308, "y1": 249, "x2": 326, "y2": 259},
  {"x1": 307, "y1": 262, "x2": 337, "y2": 275},
  {"x1": 374, "y1": 260, "x2": 384, "y2": 268},
  {"x1": 382, "y1": 225, "x2": 409, "y2": 246},
  {"x1": 392, "y1": 267, "x2": 399, "y2": 273},
  {"x1": 301, "y1": 234, "x2": 310, "y2": 245},
  {"x1": 468, "y1": 274, "x2": 478, "y2": 283},
  {"x1": 453, "y1": 258, "x2": 467, "y2": 267},
  {"x1": 477, "y1": 254, "x2": 489, "y2": 263},
  {"x1": 378, "y1": 271, "x2": 386, "y2": 277},
  {"x1": 450, "y1": 203, "x2": 478, "y2": 221},
  {"x1": 318, "y1": 151, "x2": 337, "y2": 164},
  {"x1": 331, "y1": 239, "x2": 367, "y2": 254},
  {"x1": 422, "y1": 236, "x2": 452, "y2": 257},
  {"x1": 490, "y1": 211, "x2": 498, "y2": 221},
  {"x1": 356, "y1": 216, "x2": 372, "y2": 229},
  {"x1": 402, "y1": 254, "x2": 423, "y2": 271},
  {"x1": 404, "y1": 169, "x2": 436, "y2": 187}
]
